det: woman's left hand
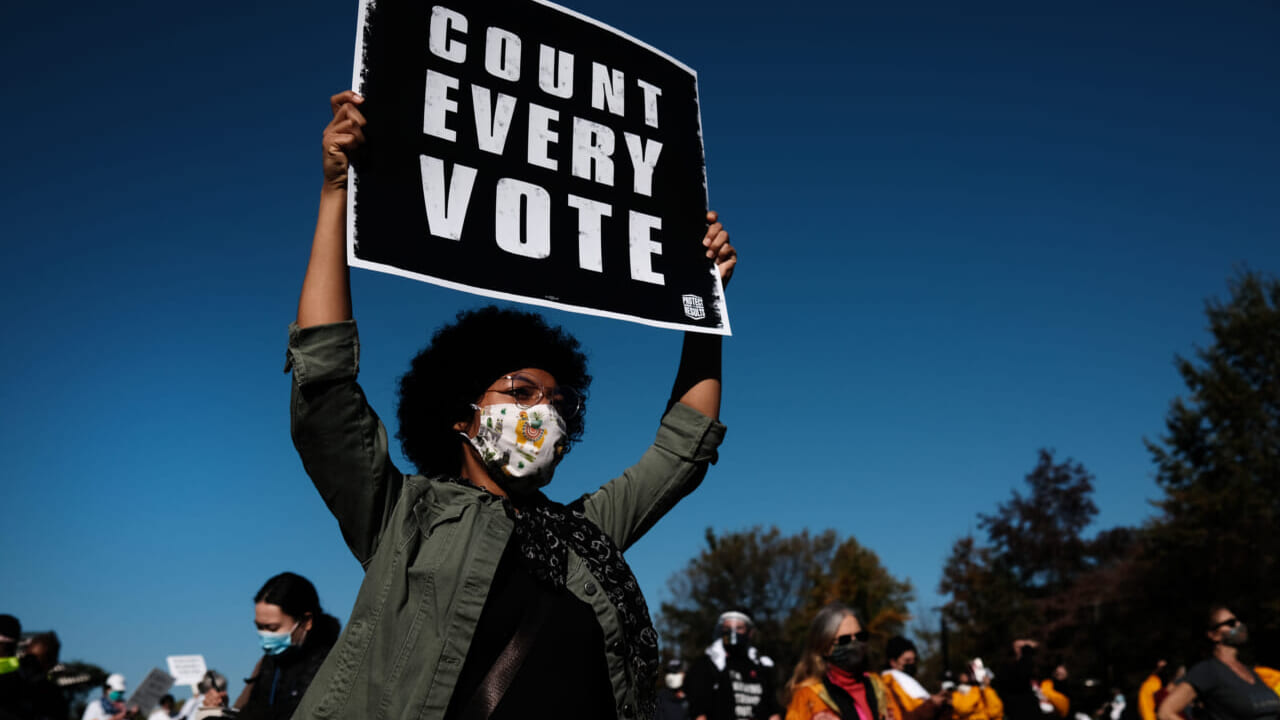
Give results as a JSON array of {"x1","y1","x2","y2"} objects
[{"x1": 703, "y1": 210, "x2": 736, "y2": 288}]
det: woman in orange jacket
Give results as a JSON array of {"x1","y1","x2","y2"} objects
[{"x1": 785, "y1": 604, "x2": 894, "y2": 720}]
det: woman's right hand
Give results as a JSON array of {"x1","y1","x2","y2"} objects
[{"x1": 323, "y1": 90, "x2": 366, "y2": 191}]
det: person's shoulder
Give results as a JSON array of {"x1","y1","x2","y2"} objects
[
  {"x1": 1183, "y1": 659, "x2": 1224, "y2": 690},
  {"x1": 790, "y1": 680, "x2": 826, "y2": 704}
]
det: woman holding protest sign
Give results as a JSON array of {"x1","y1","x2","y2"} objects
[{"x1": 283, "y1": 90, "x2": 736, "y2": 720}]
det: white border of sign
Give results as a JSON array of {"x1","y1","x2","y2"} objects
[{"x1": 345, "y1": 0, "x2": 729, "y2": 335}]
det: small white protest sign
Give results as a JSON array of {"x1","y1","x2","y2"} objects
[{"x1": 166, "y1": 655, "x2": 208, "y2": 687}]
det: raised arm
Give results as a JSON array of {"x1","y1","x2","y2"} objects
[
  {"x1": 669, "y1": 211, "x2": 736, "y2": 418},
  {"x1": 297, "y1": 90, "x2": 365, "y2": 328},
  {"x1": 289, "y1": 92, "x2": 402, "y2": 566},
  {"x1": 584, "y1": 215, "x2": 734, "y2": 548}
]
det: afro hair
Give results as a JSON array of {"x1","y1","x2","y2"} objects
[{"x1": 396, "y1": 305, "x2": 591, "y2": 477}]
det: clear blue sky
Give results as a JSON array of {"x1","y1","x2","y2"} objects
[{"x1": 3, "y1": 0, "x2": 1277, "y2": 701}]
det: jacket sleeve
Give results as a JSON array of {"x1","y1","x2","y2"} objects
[
  {"x1": 287, "y1": 320, "x2": 404, "y2": 566},
  {"x1": 584, "y1": 401, "x2": 727, "y2": 551}
]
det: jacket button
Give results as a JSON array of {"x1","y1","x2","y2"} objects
[
  {"x1": 584, "y1": 582, "x2": 597, "y2": 595},
  {"x1": 621, "y1": 703, "x2": 634, "y2": 717},
  {"x1": 609, "y1": 640, "x2": 623, "y2": 653}
]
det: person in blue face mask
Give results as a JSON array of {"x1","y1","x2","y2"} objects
[{"x1": 237, "y1": 573, "x2": 340, "y2": 720}]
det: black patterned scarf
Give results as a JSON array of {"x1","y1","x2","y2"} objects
[{"x1": 507, "y1": 494, "x2": 659, "y2": 719}]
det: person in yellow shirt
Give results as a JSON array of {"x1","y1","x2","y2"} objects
[
  {"x1": 882, "y1": 637, "x2": 948, "y2": 720},
  {"x1": 1039, "y1": 665, "x2": 1071, "y2": 719},
  {"x1": 975, "y1": 661, "x2": 1003, "y2": 720},
  {"x1": 952, "y1": 664, "x2": 1002, "y2": 720},
  {"x1": 1138, "y1": 660, "x2": 1167, "y2": 720}
]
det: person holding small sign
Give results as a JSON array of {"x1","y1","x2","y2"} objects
[{"x1": 283, "y1": 91, "x2": 736, "y2": 720}]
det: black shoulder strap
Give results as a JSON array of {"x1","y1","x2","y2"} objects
[{"x1": 458, "y1": 590, "x2": 553, "y2": 720}]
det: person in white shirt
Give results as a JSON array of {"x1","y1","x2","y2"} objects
[{"x1": 81, "y1": 674, "x2": 128, "y2": 720}]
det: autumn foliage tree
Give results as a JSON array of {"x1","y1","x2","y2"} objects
[{"x1": 659, "y1": 526, "x2": 912, "y2": 679}]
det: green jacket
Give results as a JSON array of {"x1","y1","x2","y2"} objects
[{"x1": 286, "y1": 320, "x2": 727, "y2": 720}]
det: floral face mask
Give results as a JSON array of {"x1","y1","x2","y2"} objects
[{"x1": 464, "y1": 402, "x2": 567, "y2": 495}]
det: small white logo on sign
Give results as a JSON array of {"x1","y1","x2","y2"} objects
[{"x1": 682, "y1": 294, "x2": 706, "y2": 320}]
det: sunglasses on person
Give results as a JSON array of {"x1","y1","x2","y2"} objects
[
  {"x1": 1209, "y1": 617, "x2": 1240, "y2": 631},
  {"x1": 834, "y1": 631, "x2": 871, "y2": 646}
]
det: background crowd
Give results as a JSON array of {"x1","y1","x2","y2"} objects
[
  {"x1": 5, "y1": 598, "x2": 1277, "y2": 720},
  {"x1": 0, "y1": 573, "x2": 338, "y2": 720}
]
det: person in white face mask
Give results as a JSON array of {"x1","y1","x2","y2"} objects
[
  {"x1": 656, "y1": 660, "x2": 691, "y2": 720},
  {"x1": 286, "y1": 90, "x2": 738, "y2": 720}
]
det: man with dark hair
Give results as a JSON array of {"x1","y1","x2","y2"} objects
[{"x1": 685, "y1": 611, "x2": 781, "y2": 720}]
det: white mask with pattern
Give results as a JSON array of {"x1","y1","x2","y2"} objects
[{"x1": 464, "y1": 402, "x2": 567, "y2": 495}]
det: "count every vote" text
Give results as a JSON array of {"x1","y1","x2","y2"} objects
[{"x1": 417, "y1": 6, "x2": 674, "y2": 285}]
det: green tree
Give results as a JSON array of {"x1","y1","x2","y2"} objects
[
  {"x1": 1140, "y1": 270, "x2": 1280, "y2": 663},
  {"x1": 939, "y1": 450, "x2": 1111, "y2": 671},
  {"x1": 978, "y1": 449, "x2": 1098, "y2": 593}
]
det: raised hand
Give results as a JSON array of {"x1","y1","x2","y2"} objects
[
  {"x1": 323, "y1": 90, "x2": 367, "y2": 191},
  {"x1": 702, "y1": 210, "x2": 736, "y2": 288}
]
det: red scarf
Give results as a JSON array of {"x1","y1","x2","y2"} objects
[{"x1": 826, "y1": 666, "x2": 873, "y2": 720}]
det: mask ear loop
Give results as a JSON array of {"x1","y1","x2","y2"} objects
[{"x1": 457, "y1": 404, "x2": 483, "y2": 442}]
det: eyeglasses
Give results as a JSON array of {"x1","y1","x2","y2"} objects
[
  {"x1": 488, "y1": 373, "x2": 583, "y2": 419},
  {"x1": 834, "y1": 631, "x2": 870, "y2": 646},
  {"x1": 1210, "y1": 617, "x2": 1240, "y2": 631}
]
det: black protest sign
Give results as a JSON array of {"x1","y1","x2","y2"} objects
[
  {"x1": 349, "y1": 0, "x2": 730, "y2": 333},
  {"x1": 127, "y1": 668, "x2": 174, "y2": 711}
]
